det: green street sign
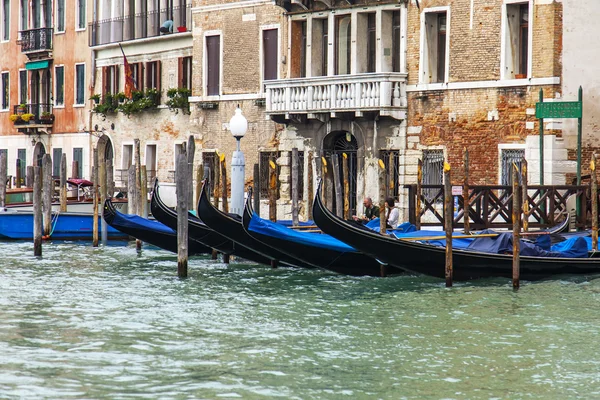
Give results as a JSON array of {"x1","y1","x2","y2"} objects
[{"x1": 535, "y1": 101, "x2": 582, "y2": 119}]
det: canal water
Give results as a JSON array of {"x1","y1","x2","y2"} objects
[{"x1": 1, "y1": 241, "x2": 600, "y2": 399}]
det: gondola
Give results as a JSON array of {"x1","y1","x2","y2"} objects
[
  {"x1": 242, "y1": 190, "x2": 402, "y2": 276},
  {"x1": 197, "y1": 182, "x2": 315, "y2": 269},
  {"x1": 150, "y1": 181, "x2": 272, "y2": 265},
  {"x1": 313, "y1": 182, "x2": 599, "y2": 281},
  {"x1": 103, "y1": 199, "x2": 211, "y2": 255}
]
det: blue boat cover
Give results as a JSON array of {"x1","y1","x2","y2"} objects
[
  {"x1": 111, "y1": 210, "x2": 176, "y2": 234},
  {"x1": 277, "y1": 219, "x2": 315, "y2": 227},
  {"x1": 466, "y1": 231, "x2": 589, "y2": 258},
  {"x1": 248, "y1": 213, "x2": 356, "y2": 253}
]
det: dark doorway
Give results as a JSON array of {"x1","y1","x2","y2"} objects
[{"x1": 323, "y1": 131, "x2": 358, "y2": 215}]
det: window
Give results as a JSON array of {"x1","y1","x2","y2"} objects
[
  {"x1": 145, "y1": 144, "x2": 157, "y2": 182},
  {"x1": 392, "y1": 11, "x2": 402, "y2": 72},
  {"x1": 17, "y1": 149, "x2": 26, "y2": 185},
  {"x1": 102, "y1": 65, "x2": 119, "y2": 95},
  {"x1": 380, "y1": 150, "x2": 400, "y2": 198},
  {"x1": 72, "y1": 148, "x2": 83, "y2": 178},
  {"x1": 20, "y1": 0, "x2": 27, "y2": 31},
  {"x1": 56, "y1": 0, "x2": 65, "y2": 32},
  {"x1": 320, "y1": 19, "x2": 329, "y2": 76},
  {"x1": 335, "y1": 15, "x2": 351, "y2": 75},
  {"x1": 205, "y1": 35, "x2": 220, "y2": 96},
  {"x1": 122, "y1": 144, "x2": 133, "y2": 171},
  {"x1": 178, "y1": 57, "x2": 192, "y2": 89},
  {"x1": 55, "y1": 66, "x2": 64, "y2": 106},
  {"x1": 75, "y1": 64, "x2": 85, "y2": 105},
  {"x1": 500, "y1": 148, "x2": 524, "y2": 186},
  {"x1": 259, "y1": 151, "x2": 280, "y2": 199},
  {"x1": 422, "y1": 150, "x2": 444, "y2": 201},
  {"x1": 421, "y1": 10, "x2": 449, "y2": 84},
  {"x1": 76, "y1": 0, "x2": 86, "y2": 30},
  {"x1": 19, "y1": 70, "x2": 27, "y2": 105},
  {"x1": 263, "y1": 29, "x2": 278, "y2": 83},
  {"x1": 503, "y1": 2, "x2": 530, "y2": 79},
  {"x1": 145, "y1": 61, "x2": 161, "y2": 92},
  {"x1": 128, "y1": 62, "x2": 142, "y2": 92},
  {"x1": 2, "y1": 0, "x2": 9, "y2": 41},
  {"x1": 52, "y1": 148, "x2": 62, "y2": 177},
  {"x1": 1, "y1": 72, "x2": 8, "y2": 110},
  {"x1": 367, "y1": 13, "x2": 376, "y2": 73}
]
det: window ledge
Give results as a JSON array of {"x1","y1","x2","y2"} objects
[{"x1": 407, "y1": 77, "x2": 560, "y2": 92}]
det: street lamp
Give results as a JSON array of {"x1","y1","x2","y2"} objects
[{"x1": 229, "y1": 105, "x2": 248, "y2": 216}]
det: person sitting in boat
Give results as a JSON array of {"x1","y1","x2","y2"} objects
[
  {"x1": 385, "y1": 197, "x2": 399, "y2": 229},
  {"x1": 352, "y1": 197, "x2": 380, "y2": 223}
]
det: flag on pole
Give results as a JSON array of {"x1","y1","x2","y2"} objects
[{"x1": 119, "y1": 43, "x2": 136, "y2": 99}]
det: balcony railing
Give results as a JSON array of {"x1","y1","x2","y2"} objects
[
  {"x1": 19, "y1": 27, "x2": 53, "y2": 53},
  {"x1": 115, "y1": 168, "x2": 157, "y2": 186},
  {"x1": 13, "y1": 103, "x2": 53, "y2": 125},
  {"x1": 89, "y1": 5, "x2": 192, "y2": 46},
  {"x1": 265, "y1": 73, "x2": 408, "y2": 118}
]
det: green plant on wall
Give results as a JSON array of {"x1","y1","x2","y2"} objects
[
  {"x1": 92, "y1": 93, "x2": 119, "y2": 117},
  {"x1": 166, "y1": 88, "x2": 191, "y2": 115},
  {"x1": 117, "y1": 89, "x2": 161, "y2": 117}
]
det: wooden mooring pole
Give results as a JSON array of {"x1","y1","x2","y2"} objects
[
  {"x1": 140, "y1": 165, "x2": 148, "y2": 218},
  {"x1": 221, "y1": 154, "x2": 228, "y2": 213},
  {"x1": 0, "y1": 151, "x2": 6, "y2": 207},
  {"x1": 321, "y1": 156, "x2": 328, "y2": 209},
  {"x1": 60, "y1": 154, "x2": 67, "y2": 212},
  {"x1": 378, "y1": 159, "x2": 388, "y2": 277},
  {"x1": 176, "y1": 153, "x2": 188, "y2": 278},
  {"x1": 416, "y1": 159, "x2": 423, "y2": 231},
  {"x1": 195, "y1": 164, "x2": 203, "y2": 213},
  {"x1": 291, "y1": 148, "x2": 299, "y2": 226},
  {"x1": 522, "y1": 159, "x2": 529, "y2": 232},
  {"x1": 33, "y1": 166, "x2": 42, "y2": 256},
  {"x1": 26, "y1": 165, "x2": 33, "y2": 188},
  {"x1": 269, "y1": 159, "x2": 277, "y2": 222},
  {"x1": 512, "y1": 164, "x2": 521, "y2": 290},
  {"x1": 253, "y1": 163, "x2": 260, "y2": 217},
  {"x1": 342, "y1": 153, "x2": 350, "y2": 221},
  {"x1": 331, "y1": 154, "x2": 343, "y2": 218},
  {"x1": 42, "y1": 154, "x2": 52, "y2": 237},
  {"x1": 15, "y1": 159, "x2": 21, "y2": 188},
  {"x1": 92, "y1": 148, "x2": 99, "y2": 247},
  {"x1": 463, "y1": 150, "x2": 470, "y2": 234},
  {"x1": 134, "y1": 139, "x2": 142, "y2": 250},
  {"x1": 187, "y1": 135, "x2": 195, "y2": 210},
  {"x1": 592, "y1": 154, "x2": 598, "y2": 251},
  {"x1": 307, "y1": 153, "x2": 314, "y2": 221},
  {"x1": 100, "y1": 154, "x2": 108, "y2": 245},
  {"x1": 444, "y1": 162, "x2": 453, "y2": 287}
]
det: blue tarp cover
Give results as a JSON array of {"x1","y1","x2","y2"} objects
[
  {"x1": 248, "y1": 213, "x2": 355, "y2": 253},
  {"x1": 111, "y1": 211, "x2": 175, "y2": 235},
  {"x1": 466, "y1": 232, "x2": 589, "y2": 258}
]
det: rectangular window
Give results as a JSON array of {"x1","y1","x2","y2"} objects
[
  {"x1": 392, "y1": 11, "x2": 401, "y2": 72},
  {"x1": 19, "y1": 70, "x2": 27, "y2": 105},
  {"x1": 75, "y1": 64, "x2": 85, "y2": 105},
  {"x1": 259, "y1": 151, "x2": 280, "y2": 199},
  {"x1": 321, "y1": 19, "x2": 329, "y2": 76},
  {"x1": 422, "y1": 10, "x2": 448, "y2": 84},
  {"x1": 128, "y1": 62, "x2": 142, "y2": 92},
  {"x1": 76, "y1": 0, "x2": 86, "y2": 30},
  {"x1": 55, "y1": 66, "x2": 64, "y2": 106},
  {"x1": 122, "y1": 144, "x2": 133, "y2": 170},
  {"x1": 367, "y1": 13, "x2": 376, "y2": 73},
  {"x1": 20, "y1": 0, "x2": 28, "y2": 31},
  {"x1": 52, "y1": 148, "x2": 62, "y2": 177},
  {"x1": 503, "y1": 2, "x2": 530, "y2": 79},
  {"x1": 145, "y1": 144, "x2": 157, "y2": 183},
  {"x1": 422, "y1": 150, "x2": 444, "y2": 201},
  {"x1": 290, "y1": 21, "x2": 305, "y2": 78},
  {"x1": 72, "y1": 147, "x2": 83, "y2": 178},
  {"x1": 335, "y1": 15, "x2": 351, "y2": 75},
  {"x1": 2, "y1": 0, "x2": 9, "y2": 41},
  {"x1": 178, "y1": 57, "x2": 192, "y2": 89},
  {"x1": 501, "y1": 149, "x2": 525, "y2": 186},
  {"x1": 206, "y1": 35, "x2": 220, "y2": 96},
  {"x1": 145, "y1": 61, "x2": 161, "y2": 92},
  {"x1": 102, "y1": 65, "x2": 119, "y2": 96},
  {"x1": 17, "y1": 149, "x2": 26, "y2": 185},
  {"x1": 380, "y1": 150, "x2": 400, "y2": 198},
  {"x1": 56, "y1": 0, "x2": 65, "y2": 32},
  {"x1": 263, "y1": 29, "x2": 278, "y2": 83},
  {"x1": 1, "y1": 72, "x2": 8, "y2": 110}
]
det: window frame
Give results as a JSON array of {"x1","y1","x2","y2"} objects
[
  {"x1": 1, "y1": 71, "x2": 9, "y2": 111},
  {"x1": 2, "y1": 0, "x2": 9, "y2": 42},
  {"x1": 334, "y1": 14, "x2": 352, "y2": 76},
  {"x1": 18, "y1": 69, "x2": 28, "y2": 105},
  {"x1": 56, "y1": 0, "x2": 65, "y2": 33},
  {"x1": 203, "y1": 31, "x2": 222, "y2": 99},
  {"x1": 178, "y1": 57, "x2": 192, "y2": 90},
  {"x1": 418, "y1": 6, "x2": 451, "y2": 85},
  {"x1": 260, "y1": 25, "x2": 280, "y2": 92},
  {"x1": 74, "y1": 63, "x2": 85, "y2": 106},
  {"x1": 500, "y1": 0, "x2": 532, "y2": 80},
  {"x1": 102, "y1": 65, "x2": 120, "y2": 96},
  {"x1": 54, "y1": 65, "x2": 65, "y2": 107},
  {"x1": 498, "y1": 143, "x2": 526, "y2": 185},
  {"x1": 75, "y1": 0, "x2": 86, "y2": 31}
]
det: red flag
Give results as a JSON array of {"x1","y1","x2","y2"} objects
[{"x1": 120, "y1": 43, "x2": 135, "y2": 99}]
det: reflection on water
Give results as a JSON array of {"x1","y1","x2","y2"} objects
[{"x1": 1, "y1": 241, "x2": 600, "y2": 398}]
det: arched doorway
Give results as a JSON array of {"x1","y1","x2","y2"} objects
[
  {"x1": 323, "y1": 131, "x2": 358, "y2": 215},
  {"x1": 33, "y1": 142, "x2": 46, "y2": 167}
]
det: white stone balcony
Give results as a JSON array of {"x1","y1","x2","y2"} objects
[{"x1": 264, "y1": 73, "x2": 408, "y2": 120}]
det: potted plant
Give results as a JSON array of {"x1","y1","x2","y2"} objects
[
  {"x1": 21, "y1": 113, "x2": 35, "y2": 123},
  {"x1": 89, "y1": 94, "x2": 101, "y2": 104},
  {"x1": 40, "y1": 111, "x2": 55, "y2": 123},
  {"x1": 16, "y1": 104, "x2": 26, "y2": 115},
  {"x1": 9, "y1": 114, "x2": 24, "y2": 124}
]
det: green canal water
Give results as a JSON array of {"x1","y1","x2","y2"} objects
[{"x1": 1, "y1": 241, "x2": 600, "y2": 399}]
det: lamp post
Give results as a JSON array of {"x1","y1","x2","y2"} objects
[{"x1": 229, "y1": 105, "x2": 248, "y2": 216}]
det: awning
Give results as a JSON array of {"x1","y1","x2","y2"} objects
[{"x1": 25, "y1": 60, "x2": 50, "y2": 70}]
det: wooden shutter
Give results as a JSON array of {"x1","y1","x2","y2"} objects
[
  {"x1": 263, "y1": 29, "x2": 278, "y2": 81},
  {"x1": 206, "y1": 36, "x2": 220, "y2": 96}
]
